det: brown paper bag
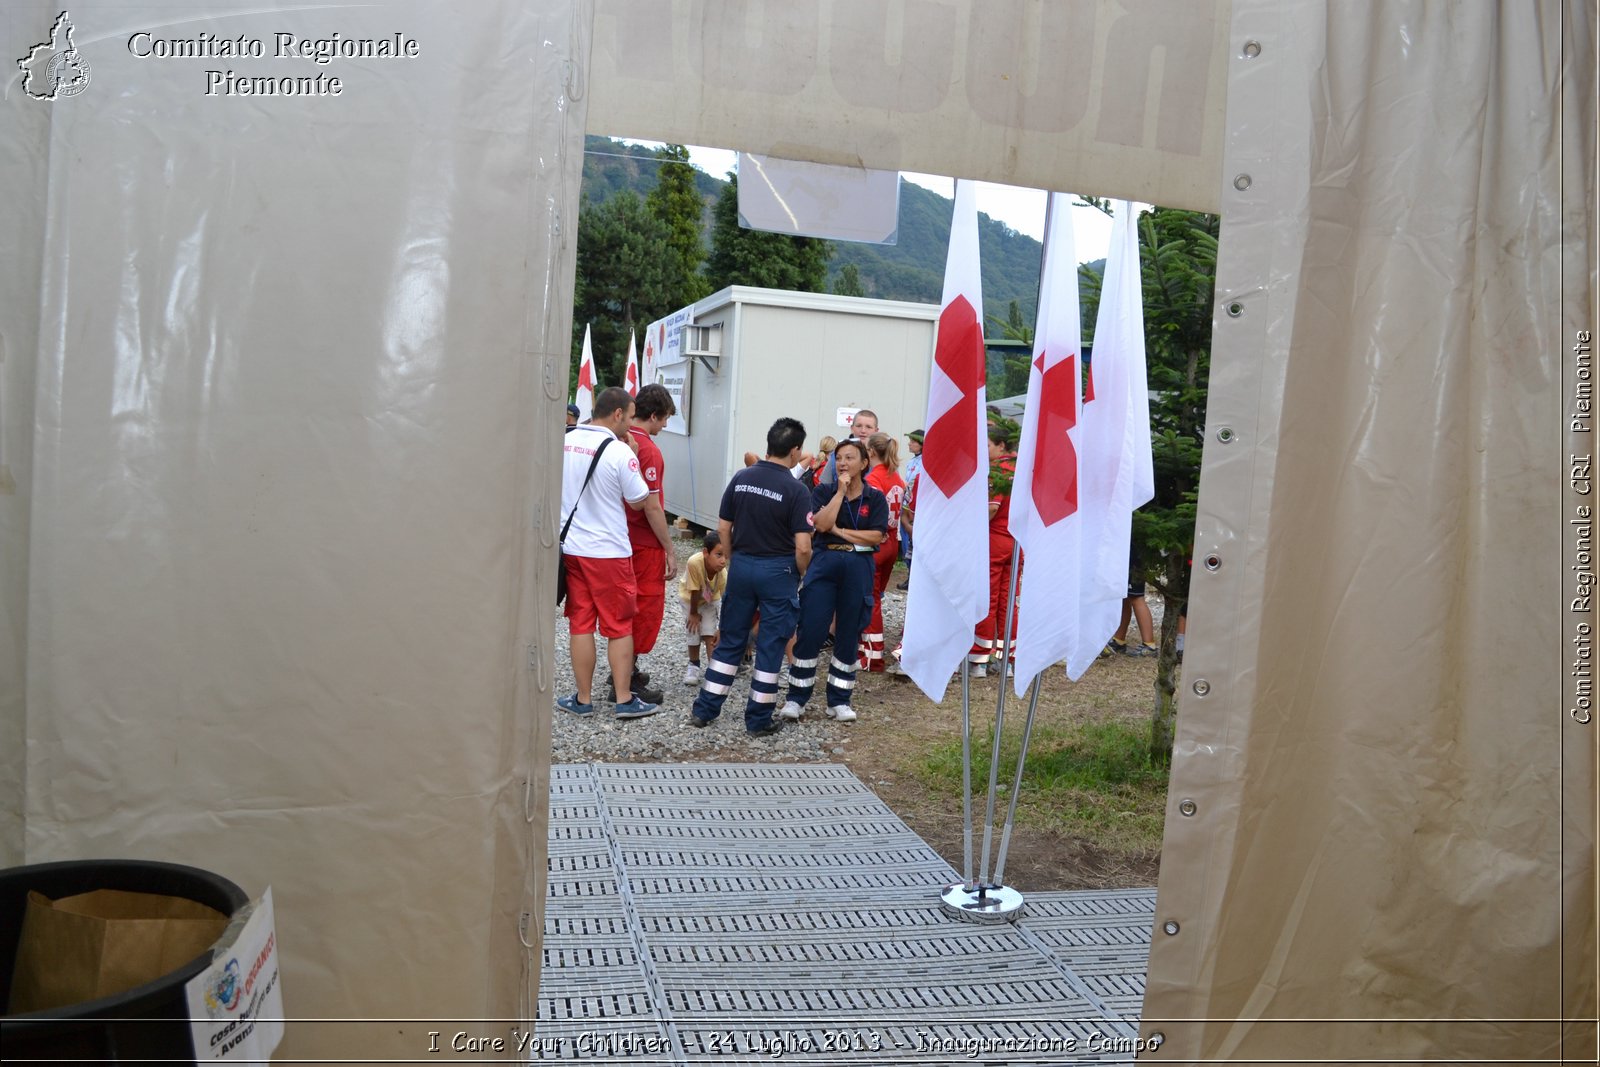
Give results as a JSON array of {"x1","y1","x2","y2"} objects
[{"x1": 8, "y1": 888, "x2": 228, "y2": 1014}]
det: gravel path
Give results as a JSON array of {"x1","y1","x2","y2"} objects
[
  {"x1": 552, "y1": 530, "x2": 909, "y2": 763},
  {"x1": 553, "y1": 529, "x2": 1169, "y2": 763}
]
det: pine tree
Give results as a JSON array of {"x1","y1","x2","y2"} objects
[
  {"x1": 705, "y1": 174, "x2": 833, "y2": 293},
  {"x1": 646, "y1": 144, "x2": 711, "y2": 307},
  {"x1": 833, "y1": 263, "x2": 867, "y2": 297},
  {"x1": 1078, "y1": 206, "x2": 1216, "y2": 762},
  {"x1": 572, "y1": 191, "x2": 675, "y2": 387}
]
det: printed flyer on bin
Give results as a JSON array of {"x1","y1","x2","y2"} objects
[{"x1": 185, "y1": 887, "x2": 284, "y2": 1062}]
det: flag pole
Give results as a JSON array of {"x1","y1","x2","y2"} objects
[
  {"x1": 939, "y1": 190, "x2": 1056, "y2": 926},
  {"x1": 960, "y1": 657, "x2": 975, "y2": 891},
  {"x1": 978, "y1": 538, "x2": 1024, "y2": 888},
  {"x1": 993, "y1": 671, "x2": 1045, "y2": 886}
]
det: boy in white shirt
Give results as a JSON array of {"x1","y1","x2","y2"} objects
[{"x1": 558, "y1": 387, "x2": 677, "y2": 718}]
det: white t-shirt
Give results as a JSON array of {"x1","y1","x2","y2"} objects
[{"x1": 561, "y1": 424, "x2": 649, "y2": 558}]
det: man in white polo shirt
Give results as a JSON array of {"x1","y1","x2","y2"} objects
[{"x1": 559, "y1": 387, "x2": 677, "y2": 719}]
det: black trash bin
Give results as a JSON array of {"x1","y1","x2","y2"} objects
[{"x1": 0, "y1": 859, "x2": 249, "y2": 1064}]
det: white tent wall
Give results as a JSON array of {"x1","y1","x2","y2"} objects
[
  {"x1": 587, "y1": 0, "x2": 1232, "y2": 214},
  {"x1": 3, "y1": 1, "x2": 589, "y2": 1058},
  {"x1": 1138, "y1": 2, "x2": 1596, "y2": 1061},
  {"x1": 0, "y1": 1, "x2": 51, "y2": 870}
]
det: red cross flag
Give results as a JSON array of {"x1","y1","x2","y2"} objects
[
  {"x1": 624, "y1": 329, "x2": 640, "y2": 397},
  {"x1": 575, "y1": 323, "x2": 597, "y2": 420},
  {"x1": 1009, "y1": 193, "x2": 1086, "y2": 688},
  {"x1": 1013, "y1": 198, "x2": 1154, "y2": 688},
  {"x1": 900, "y1": 180, "x2": 991, "y2": 700}
]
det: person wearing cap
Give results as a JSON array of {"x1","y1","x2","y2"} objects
[{"x1": 565, "y1": 403, "x2": 580, "y2": 431}]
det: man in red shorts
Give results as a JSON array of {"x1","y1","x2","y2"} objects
[
  {"x1": 559, "y1": 387, "x2": 676, "y2": 719},
  {"x1": 614, "y1": 384, "x2": 680, "y2": 703}
]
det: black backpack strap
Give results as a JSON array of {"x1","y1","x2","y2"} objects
[{"x1": 560, "y1": 436, "x2": 613, "y2": 545}]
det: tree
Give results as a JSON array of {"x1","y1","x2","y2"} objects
[
  {"x1": 646, "y1": 144, "x2": 711, "y2": 307},
  {"x1": 986, "y1": 299, "x2": 1034, "y2": 397},
  {"x1": 572, "y1": 191, "x2": 675, "y2": 387},
  {"x1": 1137, "y1": 209, "x2": 1218, "y2": 762},
  {"x1": 704, "y1": 174, "x2": 833, "y2": 293},
  {"x1": 833, "y1": 263, "x2": 867, "y2": 297},
  {"x1": 1080, "y1": 206, "x2": 1217, "y2": 762}
]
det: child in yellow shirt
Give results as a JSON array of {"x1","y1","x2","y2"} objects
[{"x1": 680, "y1": 531, "x2": 729, "y2": 686}]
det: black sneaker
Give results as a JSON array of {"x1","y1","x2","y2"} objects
[
  {"x1": 632, "y1": 669, "x2": 652, "y2": 688},
  {"x1": 746, "y1": 720, "x2": 784, "y2": 738},
  {"x1": 607, "y1": 676, "x2": 665, "y2": 704},
  {"x1": 688, "y1": 715, "x2": 713, "y2": 729}
]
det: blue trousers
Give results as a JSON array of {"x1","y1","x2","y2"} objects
[
  {"x1": 785, "y1": 549, "x2": 874, "y2": 710},
  {"x1": 691, "y1": 553, "x2": 800, "y2": 731}
]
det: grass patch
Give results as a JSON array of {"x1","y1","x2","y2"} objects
[{"x1": 916, "y1": 715, "x2": 1168, "y2": 856}]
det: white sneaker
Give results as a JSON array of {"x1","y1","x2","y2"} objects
[
  {"x1": 683, "y1": 663, "x2": 702, "y2": 686},
  {"x1": 969, "y1": 663, "x2": 988, "y2": 678},
  {"x1": 826, "y1": 705, "x2": 857, "y2": 722},
  {"x1": 777, "y1": 700, "x2": 804, "y2": 721}
]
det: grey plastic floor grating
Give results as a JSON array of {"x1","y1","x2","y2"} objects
[{"x1": 538, "y1": 764, "x2": 1155, "y2": 1064}]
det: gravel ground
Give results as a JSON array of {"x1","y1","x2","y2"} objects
[
  {"x1": 552, "y1": 529, "x2": 907, "y2": 763},
  {"x1": 553, "y1": 528, "x2": 1170, "y2": 763}
]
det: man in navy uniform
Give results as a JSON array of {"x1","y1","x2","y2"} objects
[{"x1": 689, "y1": 418, "x2": 814, "y2": 736}]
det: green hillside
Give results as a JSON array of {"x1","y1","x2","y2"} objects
[{"x1": 579, "y1": 137, "x2": 1044, "y2": 327}]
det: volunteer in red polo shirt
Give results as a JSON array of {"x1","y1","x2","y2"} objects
[{"x1": 617, "y1": 384, "x2": 679, "y2": 703}]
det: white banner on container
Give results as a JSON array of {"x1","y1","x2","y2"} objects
[
  {"x1": 185, "y1": 888, "x2": 285, "y2": 1062},
  {"x1": 644, "y1": 303, "x2": 696, "y2": 435}
]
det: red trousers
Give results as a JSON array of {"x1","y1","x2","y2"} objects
[
  {"x1": 971, "y1": 554, "x2": 1020, "y2": 663},
  {"x1": 630, "y1": 545, "x2": 666, "y2": 655},
  {"x1": 858, "y1": 536, "x2": 898, "y2": 672}
]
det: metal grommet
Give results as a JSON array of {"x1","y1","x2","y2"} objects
[
  {"x1": 1148, "y1": 1032, "x2": 1166, "y2": 1049},
  {"x1": 1179, "y1": 799, "x2": 1198, "y2": 817},
  {"x1": 1192, "y1": 679, "x2": 1210, "y2": 696},
  {"x1": 1241, "y1": 40, "x2": 1262, "y2": 58},
  {"x1": 1163, "y1": 920, "x2": 1180, "y2": 935},
  {"x1": 1226, "y1": 301, "x2": 1245, "y2": 317},
  {"x1": 1203, "y1": 554, "x2": 1221, "y2": 572},
  {"x1": 1217, "y1": 426, "x2": 1235, "y2": 443},
  {"x1": 1233, "y1": 173, "x2": 1252, "y2": 191}
]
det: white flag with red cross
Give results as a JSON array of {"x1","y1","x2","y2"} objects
[
  {"x1": 624, "y1": 330, "x2": 640, "y2": 397},
  {"x1": 1070, "y1": 201, "x2": 1154, "y2": 676},
  {"x1": 1009, "y1": 193, "x2": 1087, "y2": 689},
  {"x1": 900, "y1": 179, "x2": 991, "y2": 701},
  {"x1": 575, "y1": 324, "x2": 597, "y2": 420}
]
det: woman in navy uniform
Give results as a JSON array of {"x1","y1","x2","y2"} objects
[{"x1": 778, "y1": 439, "x2": 888, "y2": 723}]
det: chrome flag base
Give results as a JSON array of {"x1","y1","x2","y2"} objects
[{"x1": 940, "y1": 882, "x2": 1025, "y2": 924}]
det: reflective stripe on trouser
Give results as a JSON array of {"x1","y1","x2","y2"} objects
[
  {"x1": 972, "y1": 552, "x2": 1019, "y2": 660},
  {"x1": 786, "y1": 549, "x2": 873, "y2": 710},
  {"x1": 630, "y1": 545, "x2": 667, "y2": 655},
  {"x1": 690, "y1": 553, "x2": 800, "y2": 731},
  {"x1": 859, "y1": 541, "x2": 896, "y2": 672}
]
